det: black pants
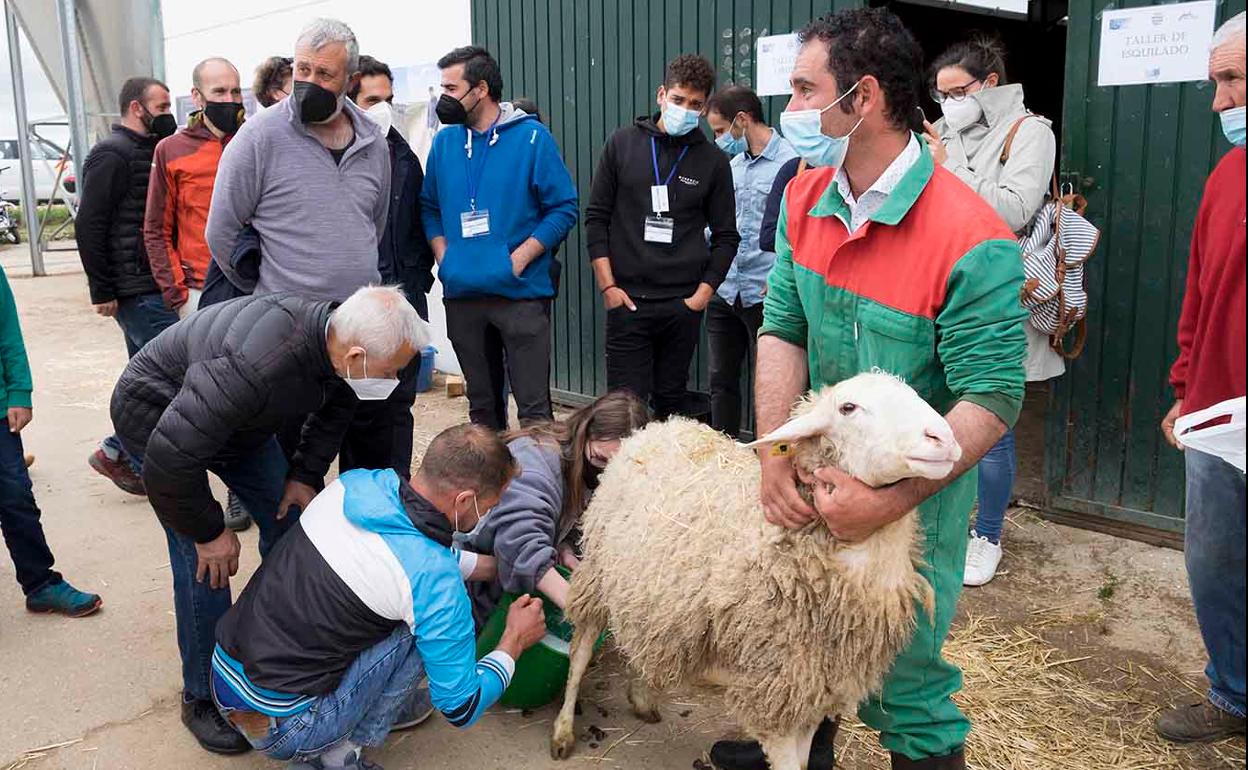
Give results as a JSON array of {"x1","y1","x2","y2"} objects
[
  {"x1": 339, "y1": 355, "x2": 421, "y2": 479},
  {"x1": 0, "y1": 417, "x2": 60, "y2": 595},
  {"x1": 706, "y1": 294, "x2": 764, "y2": 438},
  {"x1": 605, "y1": 297, "x2": 702, "y2": 420},
  {"x1": 445, "y1": 298, "x2": 552, "y2": 430}
]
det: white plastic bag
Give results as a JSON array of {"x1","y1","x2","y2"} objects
[{"x1": 1175, "y1": 396, "x2": 1246, "y2": 473}]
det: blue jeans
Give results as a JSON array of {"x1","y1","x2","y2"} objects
[
  {"x1": 1185, "y1": 448, "x2": 1246, "y2": 718},
  {"x1": 0, "y1": 418, "x2": 61, "y2": 595},
  {"x1": 215, "y1": 626, "x2": 427, "y2": 761},
  {"x1": 164, "y1": 437, "x2": 294, "y2": 701},
  {"x1": 973, "y1": 429, "x2": 1015, "y2": 544},
  {"x1": 107, "y1": 293, "x2": 179, "y2": 470}
]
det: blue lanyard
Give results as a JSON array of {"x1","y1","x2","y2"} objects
[
  {"x1": 466, "y1": 116, "x2": 502, "y2": 210},
  {"x1": 651, "y1": 137, "x2": 689, "y2": 188}
]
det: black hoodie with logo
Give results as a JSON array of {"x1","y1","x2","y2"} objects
[{"x1": 584, "y1": 114, "x2": 740, "y2": 300}]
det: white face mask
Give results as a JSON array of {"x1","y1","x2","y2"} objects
[
  {"x1": 366, "y1": 101, "x2": 394, "y2": 136},
  {"x1": 940, "y1": 96, "x2": 983, "y2": 132},
  {"x1": 342, "y1": 353, "x2": 400, "y2": 401},
  {"x1": 454, "y1": 493, "x2": 482, "y2": 533}
]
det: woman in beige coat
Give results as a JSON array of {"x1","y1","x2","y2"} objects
[{"x1": 922, "y1": 37, "x2": 1060, "y2": 587}]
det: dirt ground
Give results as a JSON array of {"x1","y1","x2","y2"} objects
[{"x1": 1, "y1": 248, "x2": 1243, "y2": 770}]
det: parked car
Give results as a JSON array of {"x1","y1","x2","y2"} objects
[{"x1": 0, "y1": 137, "x2": 75, "y2": 203}]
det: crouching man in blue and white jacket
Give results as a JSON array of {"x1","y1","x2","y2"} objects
[{"x1": 210, "y1": 423, "x2": 546, "y2": 770}]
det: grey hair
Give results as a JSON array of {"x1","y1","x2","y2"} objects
[
  {"x1": 296, "y1": 17, "x2": 360, "y2": 75},
  {"x1": 1213, "y1": 11, "x2": 1246, "y2": 49},
  {"x1": 329, "y1": 286, "x2": 429, "y2": 360}
]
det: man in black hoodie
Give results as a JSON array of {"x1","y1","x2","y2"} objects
[{"x1": 584, "y1": 54, "x2": 739, "y2": 419}]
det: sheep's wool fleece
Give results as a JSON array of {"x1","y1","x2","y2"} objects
[{"x1": 567, "y1": 418, "x2": 933, "y2": 735}]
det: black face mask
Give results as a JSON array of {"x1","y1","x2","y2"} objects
[
  {"x1": 435, "y1": 91, "x2": 477, "y2": 125},
  {"x1": 292, "y1": 80, "x2": 341, "y2": 124},
  {"x1": 142, "y1": 107, "x2": 177, "y2": 139},
  {"x1": 203, "y1": 101, "x2": 244, "y2": 135}
]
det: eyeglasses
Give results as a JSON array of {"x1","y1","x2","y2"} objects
[{"x1": 930, "y1": 79, "x2": 981, "y2": 104}]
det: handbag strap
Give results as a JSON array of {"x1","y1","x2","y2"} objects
[
  {"x1": 796, "y1": 159, "x2": 809, "y2": 176},
  {"x1": 999, "y1": 114, "x2": 1038, "y2": 164}
]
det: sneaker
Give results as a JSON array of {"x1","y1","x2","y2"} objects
[
  {"x1": 88, "y1": 448, "x2": 146, "y2": 496},
  {"x1": 181, "y1": 695, "x2": 251, "y2": 755},
  {"x1": 224, "y1": 491, "x2": 253, "y2": 533},
  {"x1": 390, "y1": 684, "x2": 434, "y2": 731},
  {"x1": 963, "y1": 531, "x2": 1003, "y2": 587},
  {"x1": 25, "y1": 580, "x2": 102, "y2": 617},
  {"x1": 288, "y1": 749, "x2": 384, "y2": 770},
  {"x1": 1155, "y1": 701, "x2": 1246, "y2": 743}
]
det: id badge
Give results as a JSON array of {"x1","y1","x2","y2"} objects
[
  {"x1": 461, "y1": 209, "x2": 491, "y2": 238},
  {"x1": 650, "y1": 185, "x2": 670, "y2": 214},
  {"x1": 643, "y1": 215, "x2": 675, "y2": 244}
]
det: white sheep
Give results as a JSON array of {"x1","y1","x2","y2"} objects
[{"x1": 549, "y1": 371, "x2": 962, "y2": 770}]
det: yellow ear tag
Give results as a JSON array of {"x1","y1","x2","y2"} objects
[{"x1": 769, "y1": 442, "x2": 792, "y2": 457}]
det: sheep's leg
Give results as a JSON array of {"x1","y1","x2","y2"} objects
[
  {"x1": 794, "y1": 722, "x2": 820, "y2": 770},
  {"x1": 758, "y1": 733, "x2": 802, "y2": 770},
  {"x1": 550, "y1": 618, "x2": 602, "y2": 761},
  {"x1": 626, "y1": 675, "x2": 662, "y2": 723}
]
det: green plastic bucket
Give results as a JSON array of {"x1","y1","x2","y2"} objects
[{"x1": 474, "y1": 568, "x2": 605, "y2": 709}]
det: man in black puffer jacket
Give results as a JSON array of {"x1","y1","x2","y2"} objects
[
  {"x1": 109, "y1": 287, "x2": 427, "y2": 755},
  {"x1": 76, "y1": 76, "x2": 181, "y2": 500}
]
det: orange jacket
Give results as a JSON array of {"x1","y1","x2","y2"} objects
[{"x1": 143, "y1": 113, "x2": 235, "y2": 309}]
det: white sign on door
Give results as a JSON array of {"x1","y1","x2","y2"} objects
[
  {"x1": 755, "y1": 33, "x2": 801, "y2": 97},
  {"x1": 1097, "y1": 0, "x2": 1217, "y2": 86}
]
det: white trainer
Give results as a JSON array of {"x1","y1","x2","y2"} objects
[{"x1": 963, "y1": 530, "x2": 1004, "y2": 587}]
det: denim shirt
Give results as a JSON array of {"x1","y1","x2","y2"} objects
[{"x1": 716, "y1": 129, "x2": 798, "y2": 308}]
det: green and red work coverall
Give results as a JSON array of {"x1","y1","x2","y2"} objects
[{"x1": 762, "y1": 140, "x2": 1028, "y2": 759}]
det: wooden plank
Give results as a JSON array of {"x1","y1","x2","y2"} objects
[
  {"x1": 567, "y1": 0, "x2": 588, "y2": 396},
  {"x1": 1036, "y1": 504, "x2": 1184, "y2": 551},
  {"x1": 589, "y1": 0, "x2": 608, "y2": 396}
]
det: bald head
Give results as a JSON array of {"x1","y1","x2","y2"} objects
[{"x1": 191, "y1": 57, "x2": 242, "y2": 108}]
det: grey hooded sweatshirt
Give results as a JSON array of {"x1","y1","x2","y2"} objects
[
  {"x1": 462, "y1": 436, "x2": 580, "y2": 627},
  {"x1": 934, "y1": 83, "x2": 1056, "y2": 234}
]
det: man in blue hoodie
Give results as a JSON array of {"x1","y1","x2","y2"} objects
[{"x1": 421, "y1": 46, "x2": 579, "y2": 430}]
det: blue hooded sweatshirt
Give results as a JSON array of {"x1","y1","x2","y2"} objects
[{"x1": 420, "y1": 104, "x2": 578, "y2": 300}]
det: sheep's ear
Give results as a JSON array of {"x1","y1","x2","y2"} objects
[{"x1": 740, "y1": 408, "x2": 833, "y2": 450}]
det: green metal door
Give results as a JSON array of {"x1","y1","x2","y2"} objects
[
  {"x1": 1047, "y1": 0, "x2": 1245, "y2": 534},
  {"x1": 470, "y1": 0, "x2": 861, "y2": 411}
]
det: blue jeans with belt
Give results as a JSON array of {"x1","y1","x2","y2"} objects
[
  {"x1": 973, "y1": 429, "x2": 1015, "y2": 544},
  {"x1": 213, "y1": 626, "x2": 427, "y2": 761},
  {"x1": 159, "y1": 437, "x2": 294, "y2": 701},
  {"x1": 1184, "y1": 448, "x2": 1246, "y2": 718}
]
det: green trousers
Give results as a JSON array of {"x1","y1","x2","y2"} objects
[{"x1": 858, "y1": 469, "x2": 973, "y2": 759}]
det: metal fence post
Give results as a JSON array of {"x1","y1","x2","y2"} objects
[
  {"x1": 4, "y1": 0, "x2": 44, "y2": 276},
  {"x1": 54, "y1": 0, "x2": 89, "y2": 186}
]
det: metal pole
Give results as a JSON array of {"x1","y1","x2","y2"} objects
[
  {"x1": 55, "y1": 0, "x2": 89, "y2": 185},
  {"x1": 5, "y1": 0, "x2": 44, "y2": 276}
]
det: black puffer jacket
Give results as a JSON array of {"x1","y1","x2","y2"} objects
[
  {"x1": 110, "y1": 294, "x2": 357, "y2": 543},
  {"x1": 75, "y1": 125, "x2": 161, "y2": 303}
]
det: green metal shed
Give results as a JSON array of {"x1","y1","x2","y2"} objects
[{"x1": 469, "y1": 0, "x2": 1245, "y2": 542}]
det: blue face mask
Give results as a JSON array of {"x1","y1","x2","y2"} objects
[
  {"x1": 716, "y1": 116, "x2": 747, "y2": 155},
  {"x1": 662, "y1": 100, "x2": 700, "y2": 136},
  {"x1": 1220, "y1": 106, "x2": 1246, "y2": 147},
  {"x1": 779, "y1": 81, "x2": 862, "y2": 168}
]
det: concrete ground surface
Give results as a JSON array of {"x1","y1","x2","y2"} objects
[{"x1": 1, "y1": 249, "x2": 1244, "y2": 770}]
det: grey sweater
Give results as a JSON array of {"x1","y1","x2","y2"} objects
[
  {"x1": 205, "y1": 97, "x2": 391, "y2": 301},
  {"x1": 462, "y1": 436, "x2": 576, "y2": 626}
]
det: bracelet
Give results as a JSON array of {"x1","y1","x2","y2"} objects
[{"x1": 600, "y1": 284, "x2": 617, "y2": 294}]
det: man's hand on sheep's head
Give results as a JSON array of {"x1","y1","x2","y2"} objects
[
  {"x1": 809, "y1": 466, "x2": 907, "y2": 543},
  {"x1": 760, "y1": 451, "x2": 818, "y2": 530}
]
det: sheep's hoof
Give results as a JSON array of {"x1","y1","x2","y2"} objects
[
  {"x1": 550, "y1": 730, "x2": 576, "y2": 760},
  {"x1": 630, "y1": 702, "x2": 662, "y2": 724}
]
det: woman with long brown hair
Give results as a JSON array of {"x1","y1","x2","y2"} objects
[{"x1": 461, "y1": 391, "x2": 649, "y2": 625}]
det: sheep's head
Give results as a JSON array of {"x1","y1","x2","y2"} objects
[{"x1": 747, "y1": 372, "x2": 962, "y2": 488}]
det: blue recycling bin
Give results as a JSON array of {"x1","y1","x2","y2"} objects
[{"x1": 415, "y1": 346, "x2": 437, "y2": 393}]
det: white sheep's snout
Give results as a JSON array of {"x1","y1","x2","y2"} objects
[{"x1": 903, "y1": 419, "x2": 962, "y2": 479}]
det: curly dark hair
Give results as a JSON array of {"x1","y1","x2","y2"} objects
[
  {"x1": 707, "y1": 86, "x2": 765, "y2": 123},
  {"x1": 929, "y1": 35, "x2": 1009, "y2": 86},
  {"x1": 252, "y1": 55, "x2": 292, "y2": 107},
  {"x1": 348, "y1": 54, "x2": 393, "y2": 100},
  {"x1": 798, "y1": 8, "x2": 923, "y2": 131},
  {"x1": 664, "y1": 53, "x2": 716, "y2": 98}
]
